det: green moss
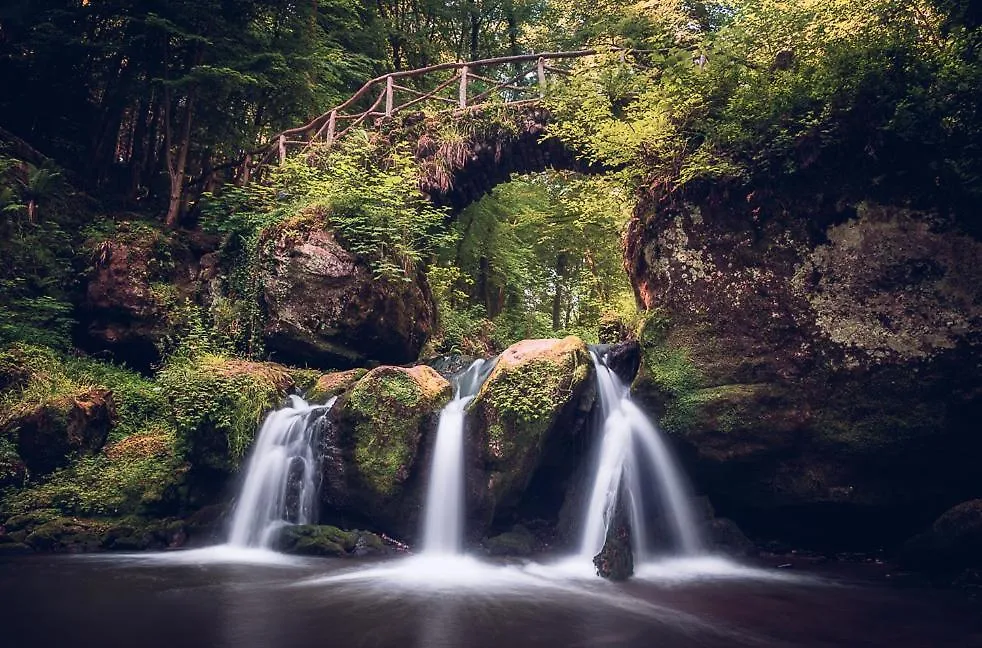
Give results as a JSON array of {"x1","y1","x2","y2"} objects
[
  {"x1": 632, "y1": 311, "x2": 704, "y2": 433},
  {"x1": 343, "y1": 366, "x2": 450, "y2": 498},
  {"x1": 2, "y1": 429, "x2": 187, "y2": 518},
  {"x1": 158, "y1": 353, "x2": 293, "y2": 471},
  {"x1": 0, "y1": 343, "x2": 170, "y2": 442},
  {"x1": 277, "y1": 524, "x2": 359, "y2": 556},
  {"x1": 24, "y1": 516, "x2": 110, "y2": 552},
  {"x1": 307, "y1": 368, "x2": 368, "y2": 403}
]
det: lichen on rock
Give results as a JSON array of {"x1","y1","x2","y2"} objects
[{"x1": 468, "y1": 336, "x2": 594, "y2": 525}]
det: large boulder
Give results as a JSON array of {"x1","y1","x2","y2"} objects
[
  {"x1": 80, "y1": 223, "x2": 218, "y2": 369},
  {"x1": 467, "y1": 337, "x2": 595, "y2": 530},
  {"x1": 9, "y1": 387, "x2": 115, "y2": 476},
  {"x1": 899, "y1": 500, "x2": 982, "y2": 571},
  {"x1": 318, "y1": 365, "x2": 452, "y2": 539},
  {"x1": 260, "y1": 212, "x2": 436, "y2": 369},
  {"x1": 627, "y1": 199, "x2": 982, "y2": 549}
]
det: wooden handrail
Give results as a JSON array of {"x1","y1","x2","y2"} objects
[{"x1": 192, "y1": 47, "x2": 643, "y2": 185}]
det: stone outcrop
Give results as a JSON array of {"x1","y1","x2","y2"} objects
[
  {"x1": 80, "y1": 223, "x2": 218, "y2": 369},
  {"x1": 318, "y1": 365, "x2": 452, "y2": 539},
  {"x1": 11, "y1": 387, "x2": 115, "y2": 476},
  {"x1": 899, "y1": 500, "x2": 982, "y2": 571},
  {"x1": 627, "y1": 198, "x2": 982, "y2": 549},
  {"x1": 260, "y1": 213, "x2": 436, "y2": 369},
  {"x1": 467, "y1": 337, "x2": 595, "y2": 529}
]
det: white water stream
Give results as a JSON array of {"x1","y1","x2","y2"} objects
[
  {"x1": 227, "y1": 395, "x2": 337, "y2": 549},
  {"x1": 579, "y1": 351, "x2": 702, "y2": 562},
  {"x1": 420, "y1": 359, "x2": 495, "y2": 555}
]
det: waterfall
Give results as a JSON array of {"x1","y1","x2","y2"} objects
[
  {"x1": 227, "y1": 395, "x2": 336, "y2": 549},
  {"x1": 421, "y1": 359, "x2": 496, "y2": 556},
  {"x1": 579, "y1": 351, "x2": 702, "y2": 562}
]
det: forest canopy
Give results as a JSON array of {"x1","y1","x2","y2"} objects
[{"x1": 1, "y1": 0, "x2": 981, "y2": 355}]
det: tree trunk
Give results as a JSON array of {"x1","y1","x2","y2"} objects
[
  {"x1": 552, "y1": 252, "x2": 568, "y2": 330},
  {"x1": 163, "y1": 85, "x2": 197, "y2": 229}
]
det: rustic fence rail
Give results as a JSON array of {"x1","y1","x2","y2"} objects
[{"x1": 248, "y1": 48, "x2": 632, "y2": 173}]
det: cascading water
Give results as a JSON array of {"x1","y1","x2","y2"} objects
[
  {"x1": 227, "y1": 395, "x2": 337, "y2": 549},
  {"x1": 421, "y1": 359, "x2": 496, "y2": 556},
  {"x1": 579, "y1": 350, "x2": 702, "y2": 563}
]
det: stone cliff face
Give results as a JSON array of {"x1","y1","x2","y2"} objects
[{"x1": 627, "y1": 193, "x2": 982, "y2": 549}]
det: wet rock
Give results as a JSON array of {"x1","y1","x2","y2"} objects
[
  {"x1": 277, "y1": 524, "x2": 386, "y2": 557},
  {"x1": 12, "y1": 387, "x2": 115, "y2": 476},
  {"x1": 483, "y1": 525, "x2": 536, "y2": 556},
  {"x1": 260, "y1": 212, "x2": 436, "y2": 369},
  {"x1": 24, "y1": 517, "x2": 108, "y2": 553},
  {"x1": 899, "y1": 500, "x2": 982, "y2": 571},
  {"x1": 594, "y1": 505, "x2": 634, "y2": 581},
  {"x1": 706, "y1": 518, "x2": 755, "y2": 557},
  {"x1": 307, "y1": 368, "x2": 368, "y2": 403},
  {"x1": 627, "y1": 200, "x2": 982, "y2": 550},
  {"x1": 593, "y1": 340, "x2": 641, "y2": 385},
  {"x1": 318, "y1": 365, "x2": 451, "y2": 539},
  {"x1": 468, "y1": 337, "x2": 595, "y2": 530}
]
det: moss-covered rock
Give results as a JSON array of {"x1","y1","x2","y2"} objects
[
  {"x1": 899, "y1": 500, "x2": 982, "y2": 572},
  {"x1": 7, "y1": 386, "x2": 116, "y2": 476},
  {"x1": 307, "y1": 368, "x2": 368, "y2": 403},
  {"x1": 159, "y1": 354, "x2": 294, "y2": 473},
  {"x1": 78, "y1": 222, "x2": 221, "y2": 370},
  {"x1": 627, "y1": 199, "x2": 982, "y2": 550},
  {"x1": 276, "y1": 524, "x2": 387, "y2": 557},
  {"x1": 319, "y1": 365, "x2": 451, "y2": 539},
  {"x1": 24, "y1": 517, "x2": 109, "y2": 552},
  {"x1": 483, "y1": 524, "x2": 536, "y2": 556},
  {"x1": 468, "y1": 337, "x2": 594, "y2": 529}
]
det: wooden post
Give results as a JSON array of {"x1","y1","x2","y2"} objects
[
  {"x1": 385, "y1": 76, "x2": 394, "y2": 117},
  {"x1": 459, "y1": 65, "x2": 468, "y2": 109},
  {"x1": 537, "y1": 57, "x2": 546, "y2": 98},
  {"x1": 278, "y1": 134, "x2": 286, "y2": 164},
  {"x1": 326, "y1": 110, "x2": 336, "y2": 146}
]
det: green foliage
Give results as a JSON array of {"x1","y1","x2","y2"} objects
[
  {"x1": 157, "y1": 353, "x2": 291, "y2": 469},
  {"x1": 0, "y1": 343, "x2": 181, "y2": 519},
  {"x1": 0, "y1": 156, "x2": 79, "y2": 350},
  {"x1": 0, "y1": 343, "x2": 170, "y2": 443},
  {"x1": 432, "y1": 170, "x2": 636, "y2": 352},
  {"x1": 2, "y1": 432, "x2": 186, "y2": 518},
  {"x1": 546, "y1": 0, "x2": 982, "y2": 212}
]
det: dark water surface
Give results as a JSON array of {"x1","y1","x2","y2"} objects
[{"x1": 1, "y1": 552, "x2": 980, "y2": 648}]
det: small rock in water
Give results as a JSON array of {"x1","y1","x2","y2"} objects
[{"x1": 594, "y1": 522, "x2": 634, "y2": 581}]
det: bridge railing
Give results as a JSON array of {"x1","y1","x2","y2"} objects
[{"x1": 252, "y1": 49, "x2": 626, "y2": 171}]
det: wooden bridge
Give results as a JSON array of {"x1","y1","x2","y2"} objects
[{"x1": 254, "y1": 48, "x2": 635, "y2": 171}]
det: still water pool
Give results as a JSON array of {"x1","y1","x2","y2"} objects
[{"x1": 1, "y1": 552, "x2": 980, "y2": 648}]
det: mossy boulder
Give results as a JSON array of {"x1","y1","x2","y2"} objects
[
  {"x1": 24, "y1": 517, "x2": 110, "y2": 552},
  {"x1": 159, "y1": 354, "x2": 295, "y2": 474},
  {"x1": 276, "y1": 524, "x2": 387, "y2": 557},
  {"x1": 468, "y1": 337, "x2": 594, "y2": 530},
  {"x1": 260, "y1": 211, "x2": 436, "y2": 369},
  {"x1": 483, "y1": 524, "x2": 536, "y2": 556},
  {"x1": 8, "y1": 387, "x2": 115, "y2": 476},
  {"x1": 307, "y1": 368, "x2": 368, "y2": 403},
  {"x1": 319, "y1": 365, "x2": 451, "y2": 539},
  {"x1": 79, "y1": 223, "x2": 219, "y2": 370},
  {"x1": 627, "y1": 199, "x2": 982, "y2": 550},
  {"x1": 899, "y1": 500, "x2": 982, "y2": 572}
]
